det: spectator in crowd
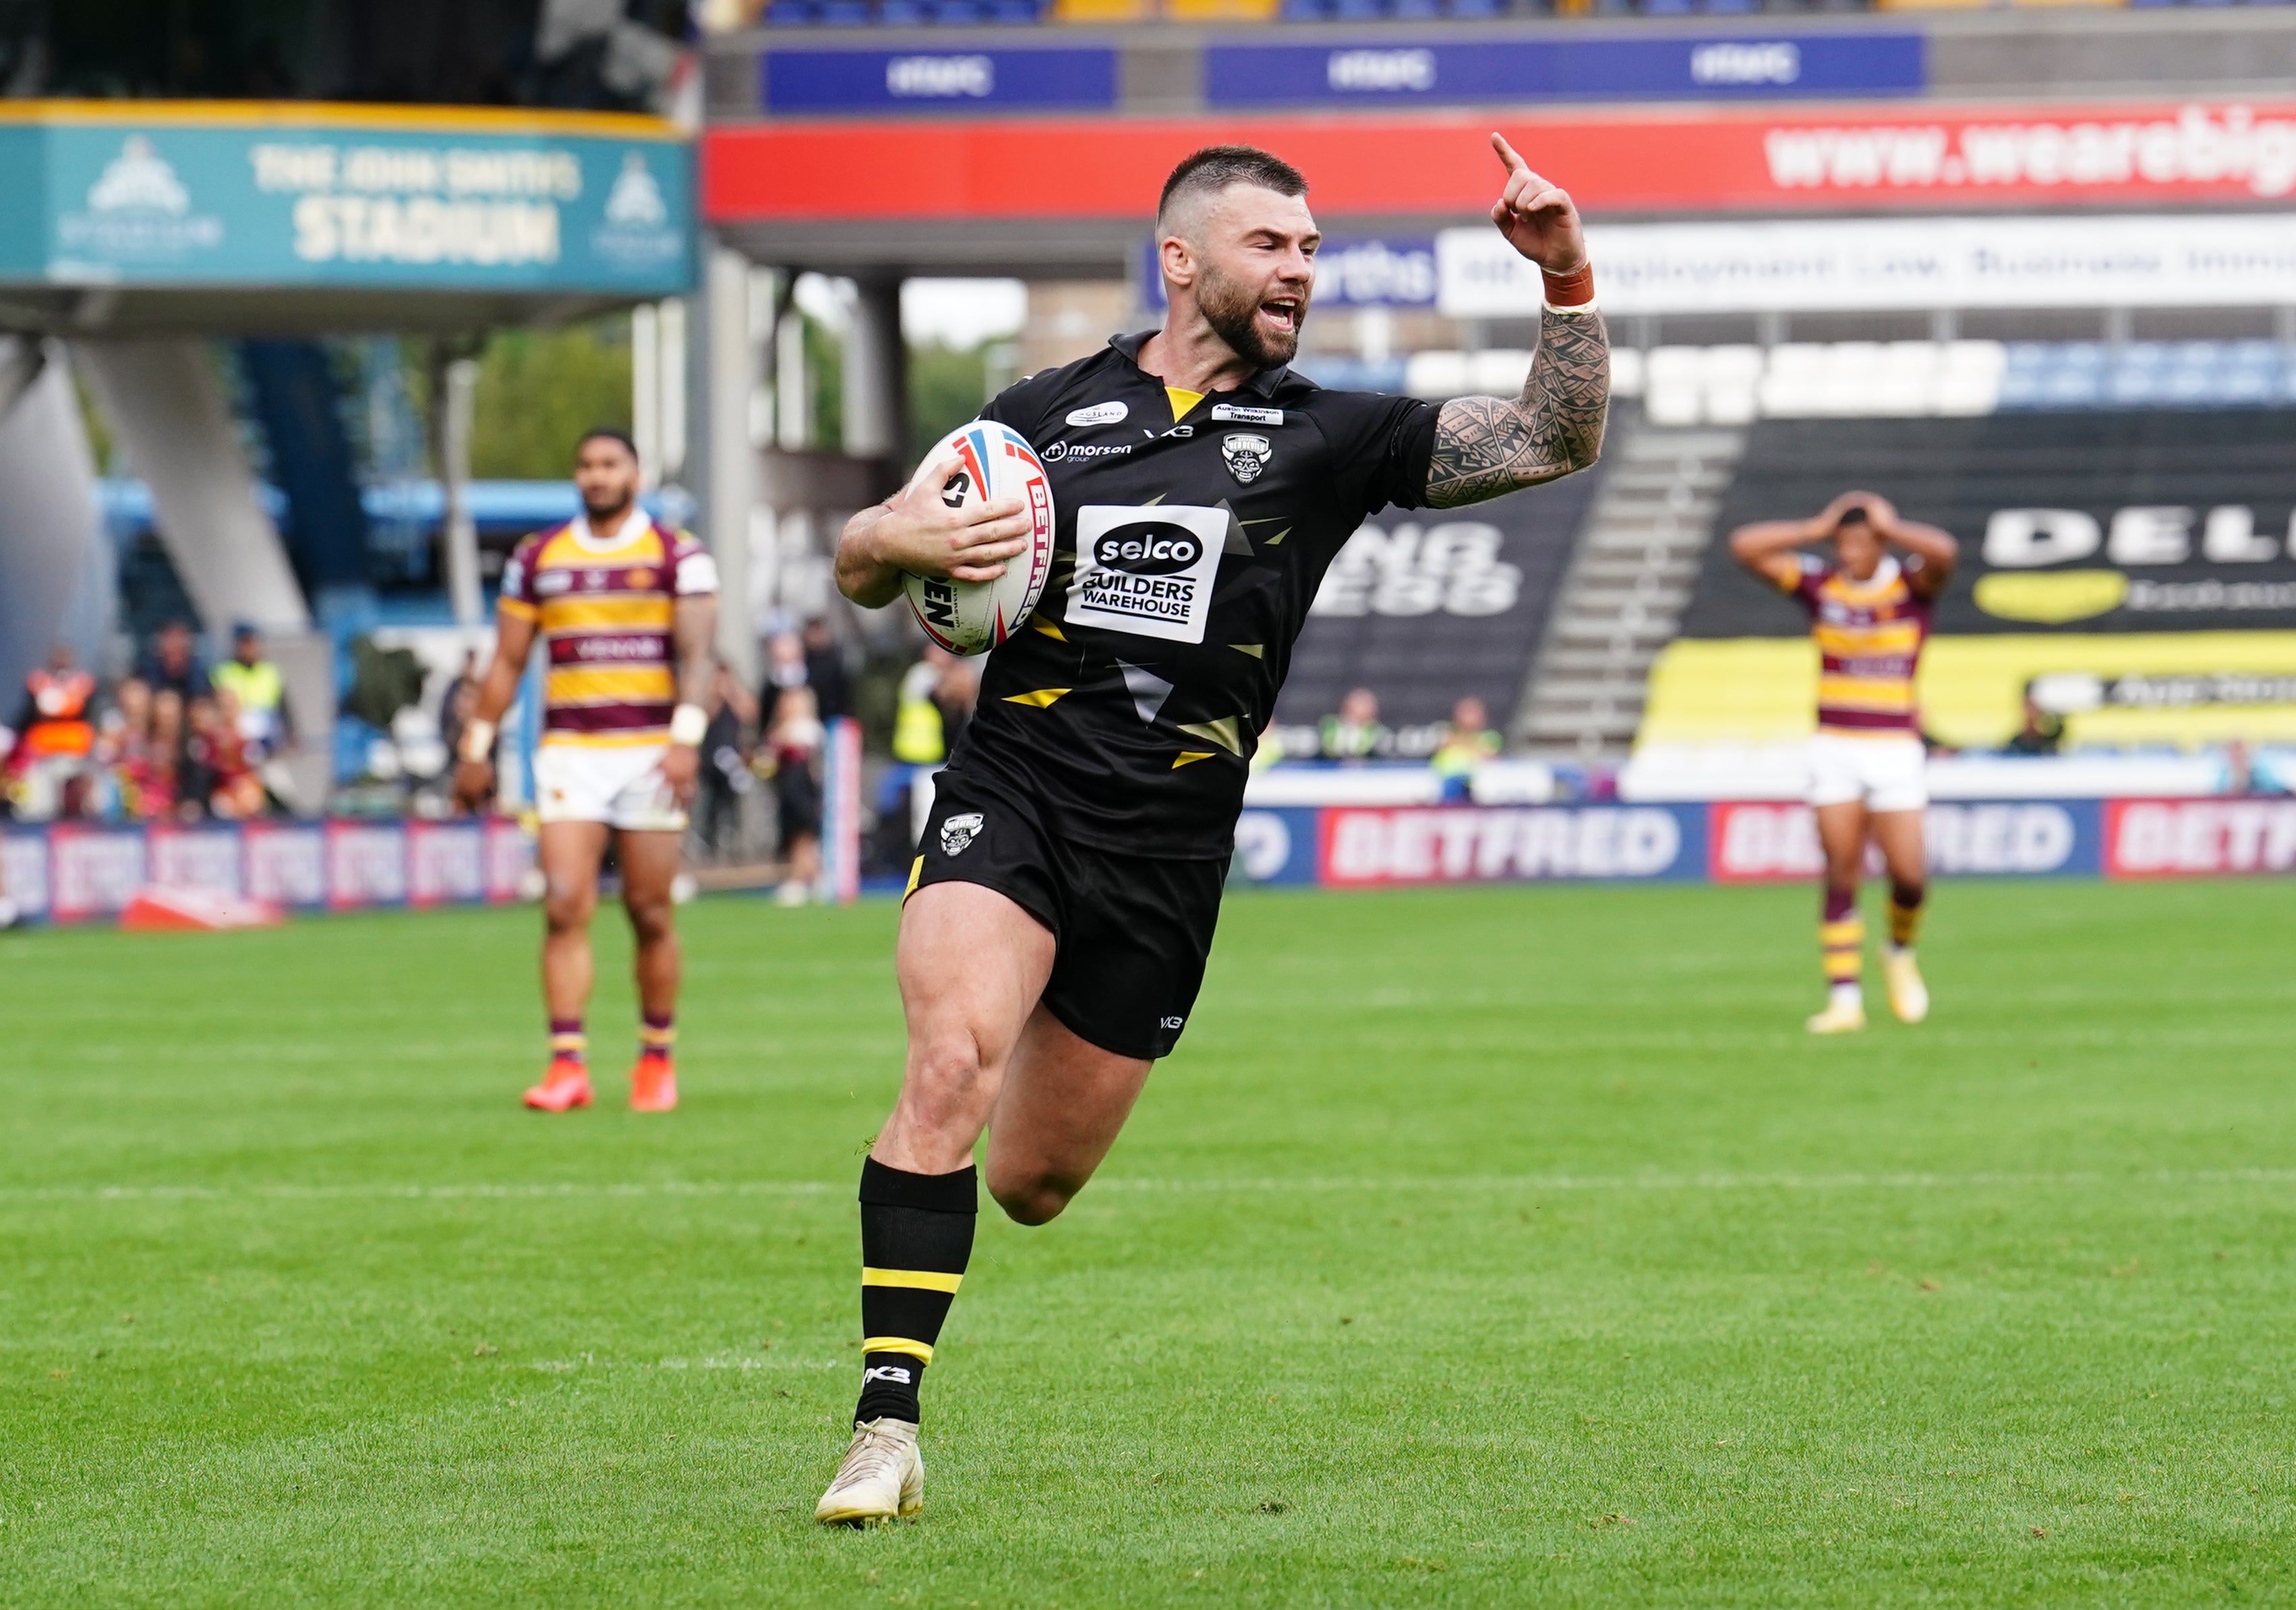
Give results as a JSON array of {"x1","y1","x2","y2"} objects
[
  {"x1": 138, "y1": 619, "x2": 208, "y2": 702},
  {"x1": 763, "y1": 629, "x2": 808, "y2": 705},
  {"x1": 801, "y1": 616, "x2": 853, "y2": 722},
  {"x1": 210, "y1": 625, "x2": 292, "y2": 761},
  {"x1": 182, "y1": 691, "x2": 267, "y2": 820},
  {"x1": 891, "y1": 646, "x2": 952, "y2": 768},
  {"x1": 767, "y1": 683, "x2": 825, "y2": 905},
  {"x1": 1999, "y1": 682, "x2": 2065, "y2": 757},
  {"x1": 4, "y1": 642, "x2": 101, "y2": 820},
  {"x1": 697, "y1": 662, "x2": 759, "y2": 859},
  {"x1": 1430, "y1": 695, "x2": 1502, "y2": 800},
  {"x1": 1320, "y1": 686, "x2": 1391, "y2": 764},
  {"x1": 144, "y1": 689, "x2": 186, "y2": 818},
  {"x1": 933, "y1": 649, "x2": 979, "y2": 757},
  {"x1": 438, "y1": 649, "x2": 480, "y2": 767}
]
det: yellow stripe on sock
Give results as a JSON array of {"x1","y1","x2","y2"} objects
[
  {"x1": 862, "y1": 1267, "x2": 964, "y2": 1293},
  {"x1": 1820, "y1": 920, "x2": 1864, "y2": 944},
  {"x1": 861, "y1": 1337, "x2": 935, "y2": 1362}
]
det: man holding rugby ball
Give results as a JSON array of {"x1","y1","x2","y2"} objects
[{"x1": 815, "y1": 136, "x2": 1610, "y2": 1524}]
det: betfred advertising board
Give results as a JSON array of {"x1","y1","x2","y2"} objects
[
  {"x1": 1709, "y1": 800, "x2": 2101, "y2": 882},
  {"x1": 1317, "y1": 803, "x2": 1705, "y2": 886},
  {"x1": 2104, "y1": 797, "x2": 2296, "y2": 877}
]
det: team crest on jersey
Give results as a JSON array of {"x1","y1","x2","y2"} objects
[
  {"x1": 1221, "y1": 432, "x2": 1271, "y2": 484},
  {"x1": 585, "y1": 569, "x2": 608, "y2": 590},
  {"x1": 626, "y1": 567, "x2": 657, "y2": 590},
  {"x1": 940, "y1": 811, "x2": 984, "y2": 856}
]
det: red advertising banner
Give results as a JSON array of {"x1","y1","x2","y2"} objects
[
  {"x1": 705, "y1": 100, "x2": 2296, "y2": 223},
  {"x1": 2103, "y1": 797, "x2": 2296, "y2": 878}
]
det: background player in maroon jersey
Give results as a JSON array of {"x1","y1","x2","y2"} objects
[{"x1": 1730, "y1": 493, "x2": 1958, "y2": 1032}]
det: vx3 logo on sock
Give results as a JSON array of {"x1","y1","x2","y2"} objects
[{"x1": 862, "y1": 1364, "x2": 914, "y2": 1385}]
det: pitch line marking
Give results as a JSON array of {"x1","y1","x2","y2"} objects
[{"x1": 5, "y1": 1168, "x2": 2295, "y2": 1203}]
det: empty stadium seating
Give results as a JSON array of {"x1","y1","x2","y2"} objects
[{"x1": 1388, "y1": 340, "x2": 2296, "y2": 424}]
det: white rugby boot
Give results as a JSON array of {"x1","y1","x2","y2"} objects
[
  {"x1": 1883, "y1": 947, "x2": 1929, "y2": 1024},
  {"x1": 1806, "y1": 984, "x2": 1866, "y2": 1035},
  {"x1": 814, "y1": 1417, "x2": 923, "y2": 1526}
]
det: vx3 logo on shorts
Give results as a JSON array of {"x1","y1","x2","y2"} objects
[
  {"x1": 1159, "y1": 1015, "x2": 1186, "y2": 1031},
  {"x1": 862, "y1": 1364, "x2": 914, "y2": 1385},
  {"x1": 940, "y1": 811, "x2": 985, "y2": 856}
]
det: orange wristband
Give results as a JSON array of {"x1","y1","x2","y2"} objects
[{"x1": 1541, "y1": 262, "x2": 1595, "y2": 308}]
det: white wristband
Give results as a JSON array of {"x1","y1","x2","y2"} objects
[
  {"x1": 669, "y1": 703, "x2": 709, "y2": 748},
  {"x1": 459, "y1": 718, "x2": 496, "y2": 764}
]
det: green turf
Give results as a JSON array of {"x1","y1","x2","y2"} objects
[{"x1": 3, "y1": 878, "x2": 2292, "y2": 1607}]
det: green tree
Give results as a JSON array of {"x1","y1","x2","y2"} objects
[
  {"x1": 462, "y1": 318, "x2": 634, "y2": 481},
  {"x1": 907, "y1": 341, "x2": 991, "y2": 467}
]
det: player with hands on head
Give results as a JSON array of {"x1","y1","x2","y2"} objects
[
  {"x1": 454, "y1": 428, "x2": 719, "y2": 1112},
  {"x1": 813, "y1": 136, "x2": 1608, "y2": 1526},
  {"x1": 1729, "y1": 490, "x2": 1958, "y2": 1033}
]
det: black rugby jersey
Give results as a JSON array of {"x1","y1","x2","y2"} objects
[{"x1": 947, "y1": 331, "x2": 1438, "y2": 859}]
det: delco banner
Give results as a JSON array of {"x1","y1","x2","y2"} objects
[
  {"x1": 1202, "y1": 34, "x2": 1924, "y2": 108},
  {"x1": 762, "y1": 47, "x2": 1117, "y2": 114},
  {"x1": 3, "y1": 819, "x2": 533, "y2": 925},
  {"x1": 1, "y1": 104, "x2": 693, "y2": 293}
]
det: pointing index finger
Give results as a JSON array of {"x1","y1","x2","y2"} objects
[{"x1": 1490, "y1": 132, "x2": 1530, "y2": 176}]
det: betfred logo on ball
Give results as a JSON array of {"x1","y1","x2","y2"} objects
[{"x1": 902, "y1": 420, "x2": 1057, "y2": 656}]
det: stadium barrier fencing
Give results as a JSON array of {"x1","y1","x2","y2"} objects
[{"x1": 5, "y1": 797, "x2": 2293, "y2": 924}]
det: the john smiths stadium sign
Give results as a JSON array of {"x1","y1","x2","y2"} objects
[{"x1": 0, "y1": 103, "x2": 693, "y2": 294}]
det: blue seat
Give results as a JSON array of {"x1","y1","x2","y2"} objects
[
  {"x1": 817, "y1": 0, "x2": 871, "y2": 22},
  {"x1": 1281, "y1": 0, "x2": 1334, "y2": 16},
  {"x1": 1392, "y1": 0, "x2": 1444, "y2": 18},
  {"x1": 765, "y1": 0, "x2": 819, "y2": 22},
  {"x1": 2055, "y1": 341, "x2": 2109, "y2": 371},
  {"x1": 986, "y1": 0, "x2": 1040, "y2": 18},
  {"x1": 880, "y1": 0, "x2": 930, "y2": 20},
  {"x1": 2104, "y1": 368, "x2": 2160, "y2": 405},
  {"x1": 2159, "y1": 366, "x2": 2220, "y2": 404},
  {"x1": 1332, "y1": 0, "x2": 1384, "y2": 18},
  {"x1": 2038, "y1": 368, "x2": 2103, "y2": 407},
  {"x1": 1703, "y1": 0, "x2": 1759, "y2": 13},
  {"x1": 1449, "y1": 0, "x2": 1502, "y2": 15},
  {"x1": 2220, "y1": 367, "x2": 2274, "y2": 403},
  {"x1": 1642, "y1": 0, "x2": 1696, "y2": 13}
]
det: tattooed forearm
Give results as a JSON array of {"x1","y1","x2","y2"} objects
[{"x1": 1424, "y1": 306, "x2": 1610, "y2": 509}]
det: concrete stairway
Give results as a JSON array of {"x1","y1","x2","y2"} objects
[{"x1": 1510, "y1": 422, "x2": 1746, "y2": 760}]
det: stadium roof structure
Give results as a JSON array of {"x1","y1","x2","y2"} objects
[{"x1": 0, "y1": 101, "x2": 696, "y2": 337}]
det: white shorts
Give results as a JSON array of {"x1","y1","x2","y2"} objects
[
  {"x1": 532, "y1": 741, "x2": 687, "y2": 832},
  {"x1": 1807, "y1": 731, "x2": 1928, "y2": 813}
]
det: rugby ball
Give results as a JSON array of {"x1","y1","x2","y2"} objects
[{"x1": 901, "y1": 420, "x2": 1057, "y2": 656}]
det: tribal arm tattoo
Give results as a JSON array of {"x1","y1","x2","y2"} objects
[{"x1": 1424, "y1": 306, "x2": 1610, "y2": 509}]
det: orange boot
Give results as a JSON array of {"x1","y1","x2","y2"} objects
[
  {"x1": 523, "y1": 1057, "x2": 593, "y2": 1112},
  {"x1": 629, "y1": 1052, "x2": 677, "y2": 1113}
]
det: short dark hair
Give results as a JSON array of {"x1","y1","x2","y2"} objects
[
  {"x1": 1157, "y1": 146, "x2": 1307, "y2": 229},
  {"x1": 577, "y1": 427, "x2": 640, "y2": 463}
]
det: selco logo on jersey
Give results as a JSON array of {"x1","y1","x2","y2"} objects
[
  {"x1": 1092, "y1": 523, "x2": 1203, "y2": 576},
  {"x1": 1066, "y1": 505, "x2": 1229, "y2": 645}
]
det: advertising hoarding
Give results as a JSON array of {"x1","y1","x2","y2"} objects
[{"x1": 1, "y1": 105, "x2": 693, "y2": 294}]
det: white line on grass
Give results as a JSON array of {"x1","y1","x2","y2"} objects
[{"x1": 4, "y1": 1168, "x2": 2294, "y2": 1203}]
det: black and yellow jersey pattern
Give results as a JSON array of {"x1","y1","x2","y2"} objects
[{"x1": 959, "y1": 332, "x2": 1438, "y2": 859}]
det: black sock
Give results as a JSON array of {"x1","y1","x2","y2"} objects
[{"x1": 854, "y1": 1157, "x2": 976, "y2": 1426}]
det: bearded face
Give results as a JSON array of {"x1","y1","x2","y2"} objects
[{"x1": 1195, "y1": 252, "x2": 1308, "y2": 370}]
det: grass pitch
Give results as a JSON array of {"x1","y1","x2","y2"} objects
[{"x1": 3, "y1": 878, "x2": 2292, "y2": 1607}]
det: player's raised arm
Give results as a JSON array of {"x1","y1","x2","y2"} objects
[
  {"x1": 451, "y1": 598, "x2": 539, "y2": 809},
  {"x1": 1863, "y1": 493, "x2": 1960, "y2": 600},
  {"x1": 835, "y1": 449, "x2": 1035, "y2": 610},
  {"x1": 1425, "y1": 135, "x2": 1610, "y2": 509},
  {"x1": 1729, "y1": 494, "x2": 1864, "y2": 588}
]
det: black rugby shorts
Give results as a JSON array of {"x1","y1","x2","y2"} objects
[{"x1": 909, "y1": 770, "x2": 1227, "y2": 1061}]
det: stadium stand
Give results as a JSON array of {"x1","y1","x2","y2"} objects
[{"x1": 1620, "y1": 405, "x2": 2296, "y2": 796}]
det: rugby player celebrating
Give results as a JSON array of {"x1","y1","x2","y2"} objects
[
  {"x1": 454, "y1": 430, "x2": 719, "y2": 1110},
  {"x1": 1728, "y1": 493, "x2": 1958, "y2": 1033},
  {"x1": 814, "y1": 138, "x2": 1608, "y2": 1524}
]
